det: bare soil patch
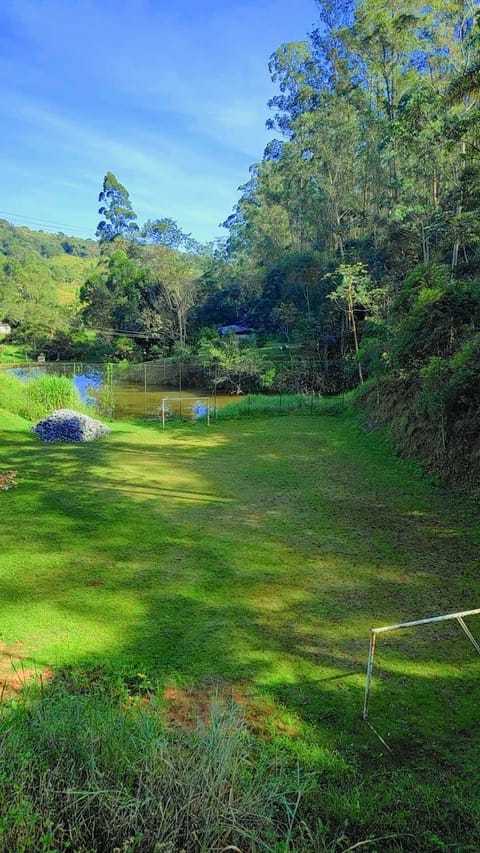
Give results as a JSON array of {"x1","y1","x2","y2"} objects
[
  {"x1": 162, "y1": 681, "x2": 299, "y2": 738},
  {"x1": 0, "y1": 641, "x2": 52, "y2": 699}
]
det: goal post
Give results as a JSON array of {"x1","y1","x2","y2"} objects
[
  {"x1": 160, "y1": 396, "x2": 211, "y2": 428},
  {"x1": 363, "y1": 607, "x2": 480, "y2": 744}
]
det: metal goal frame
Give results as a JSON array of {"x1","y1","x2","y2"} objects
[
  {"x1": 160, "y1": 396, "x2": 211, "y2": 428},
  {"x1": 363, "y1": 607, "x2": 480, "y2": 750}
]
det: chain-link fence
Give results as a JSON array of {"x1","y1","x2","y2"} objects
[
  {"x1": 0, "y1": 357, "x2": 347, "y2": 421},
  {"x1": 0, "y1": 360, "x2": 241, "y2": 420}
]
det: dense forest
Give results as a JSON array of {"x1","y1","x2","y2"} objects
[{"x1": 1, "y1": 0, "x2": 480, "y2": 484}]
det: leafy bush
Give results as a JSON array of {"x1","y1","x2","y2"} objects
[
  {"x1": 448, "y1": 333, "x2": 480, "y2": 409},
  {"x1": 392, "y1": 269, "x2": 480, "y2": 370}
]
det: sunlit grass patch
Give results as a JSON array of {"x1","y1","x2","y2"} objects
[{"x1": 1, "y1": 410, "x2": 480, "y2": 848}]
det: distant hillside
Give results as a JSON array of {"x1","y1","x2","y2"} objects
[
  {"x1": 0, "y1": 219, "x2": 98, "y2": 260},
  {"x1": 0, "y1": 219, "x2": 99, "y2": 341}
]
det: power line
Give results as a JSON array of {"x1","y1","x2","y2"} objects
[
  {"x1": 0, "y1": 210, "x2": 93, "y2": 237},
  {"x1": 1, "y1": 217, "x2": 90, "y2": 236},
  {"x1": 0, "y1": 209, "x2": 89, "y2": 232},
  {"x1": 89, "y1": 327, "x2": 163, "y2": 340}
]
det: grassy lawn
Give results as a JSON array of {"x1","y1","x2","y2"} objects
[
  {"x1": 1, "y1": 408, "x2": 480, "y2": 848},
  {"x1": 0, "y1": 343, "x2": 30, "y2": 363}
]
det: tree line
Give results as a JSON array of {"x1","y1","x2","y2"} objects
[
  {"x1": 221, "y1": 0, "x2": 480, "y2": 383},
  {"x1": 2, "y1": 0, "x2": 480, "y2": 423}
]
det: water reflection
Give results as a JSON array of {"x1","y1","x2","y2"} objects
[{"x1": 73, "y1": 371, "x2": 103, "y2": 407}]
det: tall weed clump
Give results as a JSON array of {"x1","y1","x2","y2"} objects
[
  {"x1": 0, "y1": 373, "x2": 81, "y2": 422},
  {"x1": 0, "y1": 682, "x2": 311, "y2": 852},
  {"x1": 25, "y1": 374, "x2": 80, "y2": 421}
]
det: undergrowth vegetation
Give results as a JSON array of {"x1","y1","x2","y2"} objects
[
  {"x1": 0, "y1": 372, "x2": 81, "y2": 422},
  {"x1": 0, "y1": 679, "x2": 315, "y2": 853},
  {"x1": 355, "y1": 371, "x2": 480, "y2": 493},
  {"x1": 214, "y1": 393, "x2": 344, "y2": 420}
]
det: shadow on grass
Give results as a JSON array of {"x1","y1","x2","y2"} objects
[
  {"x1": 1, "y1": 417, "x2": 480, "y2": 755},
  {"x1": 2, "y1": 416, "x2": 480, "y2": 848}
]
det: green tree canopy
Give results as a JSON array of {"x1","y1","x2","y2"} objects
[{"x1": 96, "y1": 172, "x2": 139, "y2": 243}]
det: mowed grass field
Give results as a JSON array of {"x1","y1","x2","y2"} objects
[{"x1": 1, "y1": 407, "x2": 480, "y2": 846}]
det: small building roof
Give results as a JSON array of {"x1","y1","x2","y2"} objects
[{"x1": 219, "y1": 323, "x2": 256, "y2": 336}]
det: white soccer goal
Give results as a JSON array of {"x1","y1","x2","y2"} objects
[
  {"x1": 363, "y1": 607, "x2": 480, "y2": 750},
  {"x1": 160, "y1": 396, "x2": 211, "y2": 428}
]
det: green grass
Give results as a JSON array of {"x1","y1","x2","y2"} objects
[
  {"x1": 0, "y1": 343, "x2": 29, "y2": 363},
  {"x1": 0, "y1": 372, "x2": 82, "y2": 422},
  {"x1": 215, "y1": 392, "x2": 344, "y2": 419},
  {"x1": 1, "y1": 408, "x2": 480, "y2": 849}
]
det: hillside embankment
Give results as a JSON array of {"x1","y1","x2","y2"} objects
[{"x1": 356, "y1": 377, "x2": 480, "y2": 493}]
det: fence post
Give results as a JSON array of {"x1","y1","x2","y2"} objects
[
  {"x1": 144, "y1": 362, "x2": 147, "y2": 419},
  {"x1": 363, "y1": 630, "x2": 377, "y2": 721}
]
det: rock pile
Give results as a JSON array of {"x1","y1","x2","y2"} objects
[{"x1": 33, "y1": 409, "x2": 111, "y2": 443}]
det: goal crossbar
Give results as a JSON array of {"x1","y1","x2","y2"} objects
[
  {"x1": 369, "y1": 607, "x2": 480, "y2": 635},
  {"x1": 363, "y1": 607, "x2": 480, "y2": 747}
]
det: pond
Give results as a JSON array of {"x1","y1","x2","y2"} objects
[
  {"x1": 107, "y1": 381, "x2": 234, "y2": 420},
  {"x1": 4, "y1": 364, "x2": 235, "y2": 420}
]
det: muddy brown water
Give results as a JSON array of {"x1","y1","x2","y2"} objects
[
  {"x1": 110, "y1": 383, "x2": 236, "y2": 420},
  {"x1": 0, "y1": 364, "x2": 237, "y2": 421}
]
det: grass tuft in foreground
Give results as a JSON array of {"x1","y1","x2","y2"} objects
[{"x1": 0, "y1": 678, "x2": 320, "y2": 853}]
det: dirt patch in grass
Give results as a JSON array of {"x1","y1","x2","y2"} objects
[
  {"x1": 0, "y1": 641, "x2": 52, "y2": 699},
  {"x1": 162, "y1": 682, "x2": 300, "y2": 738},
  {"x1": 0, "y1": 470, "x2": 17, "y2": 491},
  {"x1": 163, "y1": 682, "x2": 248, "y2": 730}
]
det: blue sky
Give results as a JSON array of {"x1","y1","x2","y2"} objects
[{"x1": 0, "y1": 0, "x2": 318, "y2": 244}]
